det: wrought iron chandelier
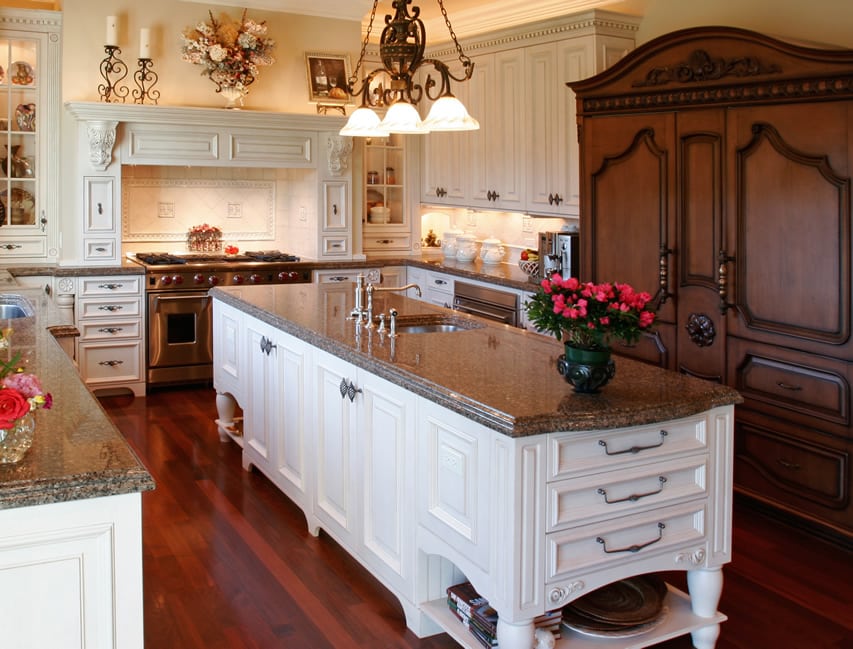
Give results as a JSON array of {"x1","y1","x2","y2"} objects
[{"x1": 340, "y1": 0, "x2": 479, "y2": 136}]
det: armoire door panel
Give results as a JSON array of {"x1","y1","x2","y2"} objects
[
  {"x1": 726, "y1": 107, "x2": 852, "y2": 357},
  {"x1": 582, "y1": 113, "x2": 676, "y2": 323}
]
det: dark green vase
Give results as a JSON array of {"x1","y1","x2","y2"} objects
[{"x1": 557, "y1": 345, "x2": 616, "y2": 393}]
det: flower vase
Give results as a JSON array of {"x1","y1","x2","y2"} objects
[
  {"x1": 219, "y1": 86, "x2": 246, "y2": 109},
  {"x1": 0, "y1": 412, "x2": 36, "y2": 463},
  {"x1": 557, "y1": 345, "x2": 616, "y2": 393}
]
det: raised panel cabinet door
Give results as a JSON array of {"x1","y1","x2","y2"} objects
[
  {"x1": 84, "y1": 176, "x2": 116, "y2": 233},
  {"x1": 243, "y1": 320, "x2": 277, "y2": 473},
  {"x1": 466, "y1": 52, "x2": 493, "y2": 206},
  {"x1": 580, "y1": 112, "x2": 677, "y2": 325},
  {"x1": 724, "y1": 103, "x2": 853, "y2": 359},
  {"x1": 273, "y1": 333, "x2": 310, "y2": 508}
]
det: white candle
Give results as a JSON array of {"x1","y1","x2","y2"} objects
[
  {"x1": 105, "y1": 15, "x2": 118, "y2": 46},
  {"x1": 139, "y1": 28, "x2": 151, "y2": 59}
]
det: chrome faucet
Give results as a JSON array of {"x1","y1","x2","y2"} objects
[
  {"x1": 364, "y1": 282, "x2": 422, "y2": 328},
  {"x1": 350, "y1": 274, "x2": 367, "y2": 321}
]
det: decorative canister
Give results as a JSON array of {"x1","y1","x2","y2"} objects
[
  {"x1": 367, "y1": 170, "x2": 379, "y2": 184},
  {"x1": 441, "y1": 229, "x2": 463, "y2": 259},
  {"x1": 455, "y1": 233, "x2": 478, "y2": 262},
  {"x1": 480, "y1": 237, "x2": 505, "y2": 264}
]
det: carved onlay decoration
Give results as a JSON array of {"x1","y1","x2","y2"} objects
[
  {"x1": 686, "y1": 313, "x2": 717, "y2": 347},
  {"x1": 674, "y1": 547, "x2": 707, "y2": 565},
  {"x1": 85, "y1": 120, "x2": 118, "y2": 171},
  {"x1": 56, "y1": 277, "x2": 75, "y2": 294},
  {"x1": 326, "y1": 135, "x2": 353, "y2": 177},
  {"x1": 634, "y1": 49, "x2": 781, "y2": 87},
  {"x1": 548, "y1": 581, "x2": 585, "y2": 605}
]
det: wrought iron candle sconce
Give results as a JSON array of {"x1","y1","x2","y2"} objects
[
  {"x1": 98, "y1": 45, "x2": 129, "y2": 103},
  {"x1": 133, "y1": 58, "x2": 160, "y2": 105}
]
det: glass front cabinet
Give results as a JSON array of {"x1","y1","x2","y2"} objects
[
  {"x1": 0, "y1": 9, "x2": 60, "y2": 262},
  {"x1": 363, "y1": 133, "x2": 414, "y2": 255}
]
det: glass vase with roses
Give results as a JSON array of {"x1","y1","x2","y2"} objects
[{"x1": 0, "y1": 351, "x2": 52, "y2": 463}]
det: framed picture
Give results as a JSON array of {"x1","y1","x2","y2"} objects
[{"x1": 305, "y1": 52, "x2": 352, "y2": 104}]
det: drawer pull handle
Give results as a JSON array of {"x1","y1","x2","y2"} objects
[
  {"x1": 98, "y1": 360, "x2": 124, "y2": 367},
  {"x1": 259, "y1": 336, "x2": 276, "y2": 355},
  {"x1": 339, "y1": 377, "x2": 362, "y2": 402},
  {"x1": 776, "y1": 381, "x2": 802, "y2": 391},
  {"x1": 597, "y1": 476, "x2": 667, "y2": 504},
  {"x1": 97, "y1": 283, "x2": 123, "y2": 290},
  {"x1": 98, "y1": 305, "x2": 124, "y2": 312},
  {"x1": 1, "y1": 244, "x2": 22, "y2": 250},
  {"x1": 597, "y1": 523, "x2": 665, "y2": 554},
  {"x1": 599, "y1": 430, "x2": 668, "y2": 456},
  {"x1": 98, "y1": 327, "x2": 123, "y2": 334},
  {"x1": 776, "y1": 458, "x2": 802, "y2": 471},
  {"x1": 327, "y1": 276, "x2": 349, "y2": 282}
]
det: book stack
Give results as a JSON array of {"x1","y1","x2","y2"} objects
[{"x1": 446, "y1": 582, "x2": 563, "y2": 648}]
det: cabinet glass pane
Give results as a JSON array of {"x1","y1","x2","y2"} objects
[{"x1": 0, "y1": 36, "x2": 37, "y2": 227}]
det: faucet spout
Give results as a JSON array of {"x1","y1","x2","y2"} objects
[{"x1": 370, "y1": 283, "x2": 422, "y2": 298}]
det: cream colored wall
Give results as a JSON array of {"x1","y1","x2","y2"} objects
[
  {"x1": 612, "y1": 0, "x2": 853, "y2": 48},
  {"x1": 60, "y1": 0, "x2": 361, "y2": 111}
]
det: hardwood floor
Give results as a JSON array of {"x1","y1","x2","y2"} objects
[{"x1": 99, "y1": 386, "x2": 853, "y2": 649}]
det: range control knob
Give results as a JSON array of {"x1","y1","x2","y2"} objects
[
  {"x1": 193, "y1": 273, "x2": 206, "y2": 285},
  {"x1": 278, "y1": 271, "x2": 301, "y2": 282},
  {"x1": 232, "y1": 274, "x2": 245, "y2": 285},
  {"x1": 249, "y1": 273, "x2": 263, "y2": 284},
  {"x1": 208, "y1": 275, "x2": 220, "y2": 286},
  {"x1": 160, "y1": 275, "x2": 173, "y2": 286},
  {"x1": 172, "y1": 275, "x2": 184, "y2": 286}
]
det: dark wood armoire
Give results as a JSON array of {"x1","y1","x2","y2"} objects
[{"x1": 569, "y1": 26, "x2": 853, "y2": 545}]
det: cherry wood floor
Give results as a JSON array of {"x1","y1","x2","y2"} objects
[{"x1": 99, "y1": 386, "x2": 853, "y2": 649}]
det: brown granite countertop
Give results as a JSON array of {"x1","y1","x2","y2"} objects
[
  {"x1": 213, "y1": 283, "x2": 742, "y2": 437},
  {"x1": 0, "y1": 285, "x2": 154, "y2": 509}
]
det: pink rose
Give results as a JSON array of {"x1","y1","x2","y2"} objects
[{"x1": 0, "y1": 388, "x2": 31, "y2": 429}]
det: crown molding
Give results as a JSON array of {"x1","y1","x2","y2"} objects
[{"x1": 179, "y1": 0, "x2": 373, "y2": 22}]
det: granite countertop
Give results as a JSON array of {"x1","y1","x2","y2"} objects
[
  {"x1": 213, "y1": 283, "x2": 742, "y2": 437},
  {"x1": 0, "y1": 283, "x2": 154, "y2": 509}
]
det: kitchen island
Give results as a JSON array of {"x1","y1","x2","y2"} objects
[
  {"x1": 0, "y1": 283, "x2": 154, "y2": 649},
  {"x1": 212, "y1": 282, "x2": 741, "y2": 649}
]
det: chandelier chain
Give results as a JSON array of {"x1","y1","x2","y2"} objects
[
  {"x1": 438, "y1": 0, "x2": 471, "y2": 67},
  {"x1": 350, "y1": 0, "x2": 380, "y2": 89}
]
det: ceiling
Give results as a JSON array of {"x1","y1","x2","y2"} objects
[{"x1": 180, "y1": 0, "x2": 644, "y2": 40}]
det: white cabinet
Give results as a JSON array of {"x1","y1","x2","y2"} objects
[
  {"x1": 243, "y1": 315, "x2": 311, "y2": 510},
  {"x1": 363, "y1": 133, "x2": 417, "y2": 255},
  {"x1": 420, "y1": 82, "x2": 468, "y2": 206},
  {"x1": 82, "y1": 175, "x2": 118, "y2": 262},
  {"x1": 0, "y1": 9, "x2": 61, "y2": 263},
  {"x1": 75, "y1": 274, "x2": 145, "y2": 396},
  {"x1": 0, "y1": 493, "x2": 145, "y2": 649},
  {"x1": 467, "y1": 49, "x2": 526, "y2": 211}
]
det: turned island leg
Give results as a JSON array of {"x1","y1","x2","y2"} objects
[
  {"x1": 687, "y1": 568, "x2": 724, "y2": 649},
  {"x1": 215, "y1": 391, "x2": 238, "y2": 442},
  {"x1": 497, "y1": 617, "x2": 535, "y2": 649}
]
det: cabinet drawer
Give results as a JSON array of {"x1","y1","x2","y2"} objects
[
  {"x1": 735, "y1": 414, "x2": 849, "y2": 516},
  {"x1": 78, "y1": 319, "x2": 142, "y2": 341},
  {"x1": 0, "y1": 238, "x2": 47, "y2": 258},
  {"x1": 548, "y1": 455, "x2": 708, "y2": 531},
  {"x1": 547, "y1": 501, "x2": 707, "y2": 579},
  {"x1": 321, "y1": 236, "x2": 349, "y2": 256},
  {"x1": 83, "y1": 239, "x2": 117, "y2": 261},
  {"x1": 364, "y1": 233, "x2": 412, "y2": 252},
  {"x1": 78, "y1": 341, "x2": 143, "y2": 384},
  {"x1": 78, "y1": 296, "x2": 142, "y2": 319},
  {"x1": 549, "y1": 415, "x2": 707, "y2": 480},
  {"x1": 729, "y1": 337, "x2": 851, "y2": 436},
  {"x1": 79, "y1": 276, "x2": 142, "y2": 296}
]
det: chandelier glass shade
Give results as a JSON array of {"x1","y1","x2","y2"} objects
[{"x1": 340, "y1": 0, "x2": 479, "y2": 136}]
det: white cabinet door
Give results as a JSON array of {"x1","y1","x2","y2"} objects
[
  {"x1": 244, "y1": 318, "x2": 277, "y2": 473},
  {"x1": 420, "y1": 82, "x2": 468, "y2": 207}
]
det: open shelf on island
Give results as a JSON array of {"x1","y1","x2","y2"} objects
[{"x1": 420, "y1": 584, "x2": 727, "y2": 649}]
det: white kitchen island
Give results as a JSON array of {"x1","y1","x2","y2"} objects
[{"x1": 211, "y1": 283, "x2": 741, "y2": 649}]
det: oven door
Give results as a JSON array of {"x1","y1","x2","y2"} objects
[{"x1": 147, "y1": 291, "x2": 213, "y2": 383}]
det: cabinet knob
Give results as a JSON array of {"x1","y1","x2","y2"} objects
[{"x1": 338, "y1": 377, "x2": 362, "y2": 402}]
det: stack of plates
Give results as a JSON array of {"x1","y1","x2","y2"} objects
[{"x1": 561, "y1": 575, "x2": 668, "y2": 639}]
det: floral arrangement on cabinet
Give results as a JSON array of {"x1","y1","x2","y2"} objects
[
  {"x1": 525, "y1": 275, "x2": 657, "y2": 350},
  {"x1": 180, "y1": 9, "x2": 275, "y2": 101}
]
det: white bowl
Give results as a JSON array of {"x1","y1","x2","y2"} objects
[{"x1": 369, "y1": 206, "x2": 391, "y2": 223}]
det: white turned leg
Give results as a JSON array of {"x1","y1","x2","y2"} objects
[
  {"x1": 497, "y1": 617, "x2": 535, "y2": 649},
  {"x1": 687, "y1": 568, "x2": 724, "y2": 649},
  {"x1": 215, "y1": 392, "x2": 237, "y2": 442}
]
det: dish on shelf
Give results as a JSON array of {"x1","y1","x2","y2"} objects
[
  {"x1": 15, "y1": 103, "x2": 35, "y2": 132},
  {"x1": 10, "y1": 61, "x2": 34, "y2": 86},
  {"x1": 1, "y1": 188, "x2": 35, "y2": 225},
  {"x1": 563, "y1": 606, "x2": 669, "y2": 638},
  {"x1": 0, "y1": 64, "x2": 4, "y2": 85}
]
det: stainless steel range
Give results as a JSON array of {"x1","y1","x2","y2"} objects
[{"x1": 128, "y1": 250, "x2": 311, "y2": 386}]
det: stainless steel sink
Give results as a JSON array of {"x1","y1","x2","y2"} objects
[
  {"x1": 0, "y1": 294, "x2": 34, "y2": 319},
  {"x1": 392, "y1": 314, "x2": 485, "y2": 334}
]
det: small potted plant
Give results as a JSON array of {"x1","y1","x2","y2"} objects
[{"x1": 525, "y1": 274, "x2": 657, "y2": 392}]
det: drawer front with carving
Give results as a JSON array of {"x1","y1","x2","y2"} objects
[
  {"x1": 548, "y1": 454, "x2": 708, "y2": 531},
  {"x1": 729, "y1": 337, "x2": 852, "y2": 436},
  {"x1": 549, "y1": 415, "x2": 707, "y2": 480}
]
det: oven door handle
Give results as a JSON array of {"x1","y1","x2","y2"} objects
[
  {"x1": 453, "y1": 298, "x2": 516, "y2": 325},
  {"x1": 151, "y1": 293, "x2": 211, "y2": 310}
]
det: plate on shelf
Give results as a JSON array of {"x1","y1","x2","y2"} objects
[
  {"x1": 562, "y1": 606, "x2": 669, "y2": 638},
  {"x1": 10, "y1": 61, "x2": 34, "y2": 86},
  {"x1": 1, "y1": 188, "x2": 35, "y2": 224},
  {"x1": 15, "y1": 103, "x2": 35, "y2": 132}
]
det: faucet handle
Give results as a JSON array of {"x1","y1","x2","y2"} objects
[{"x1": 389, "y1": 308, "x2": 398, "y2": 337}]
